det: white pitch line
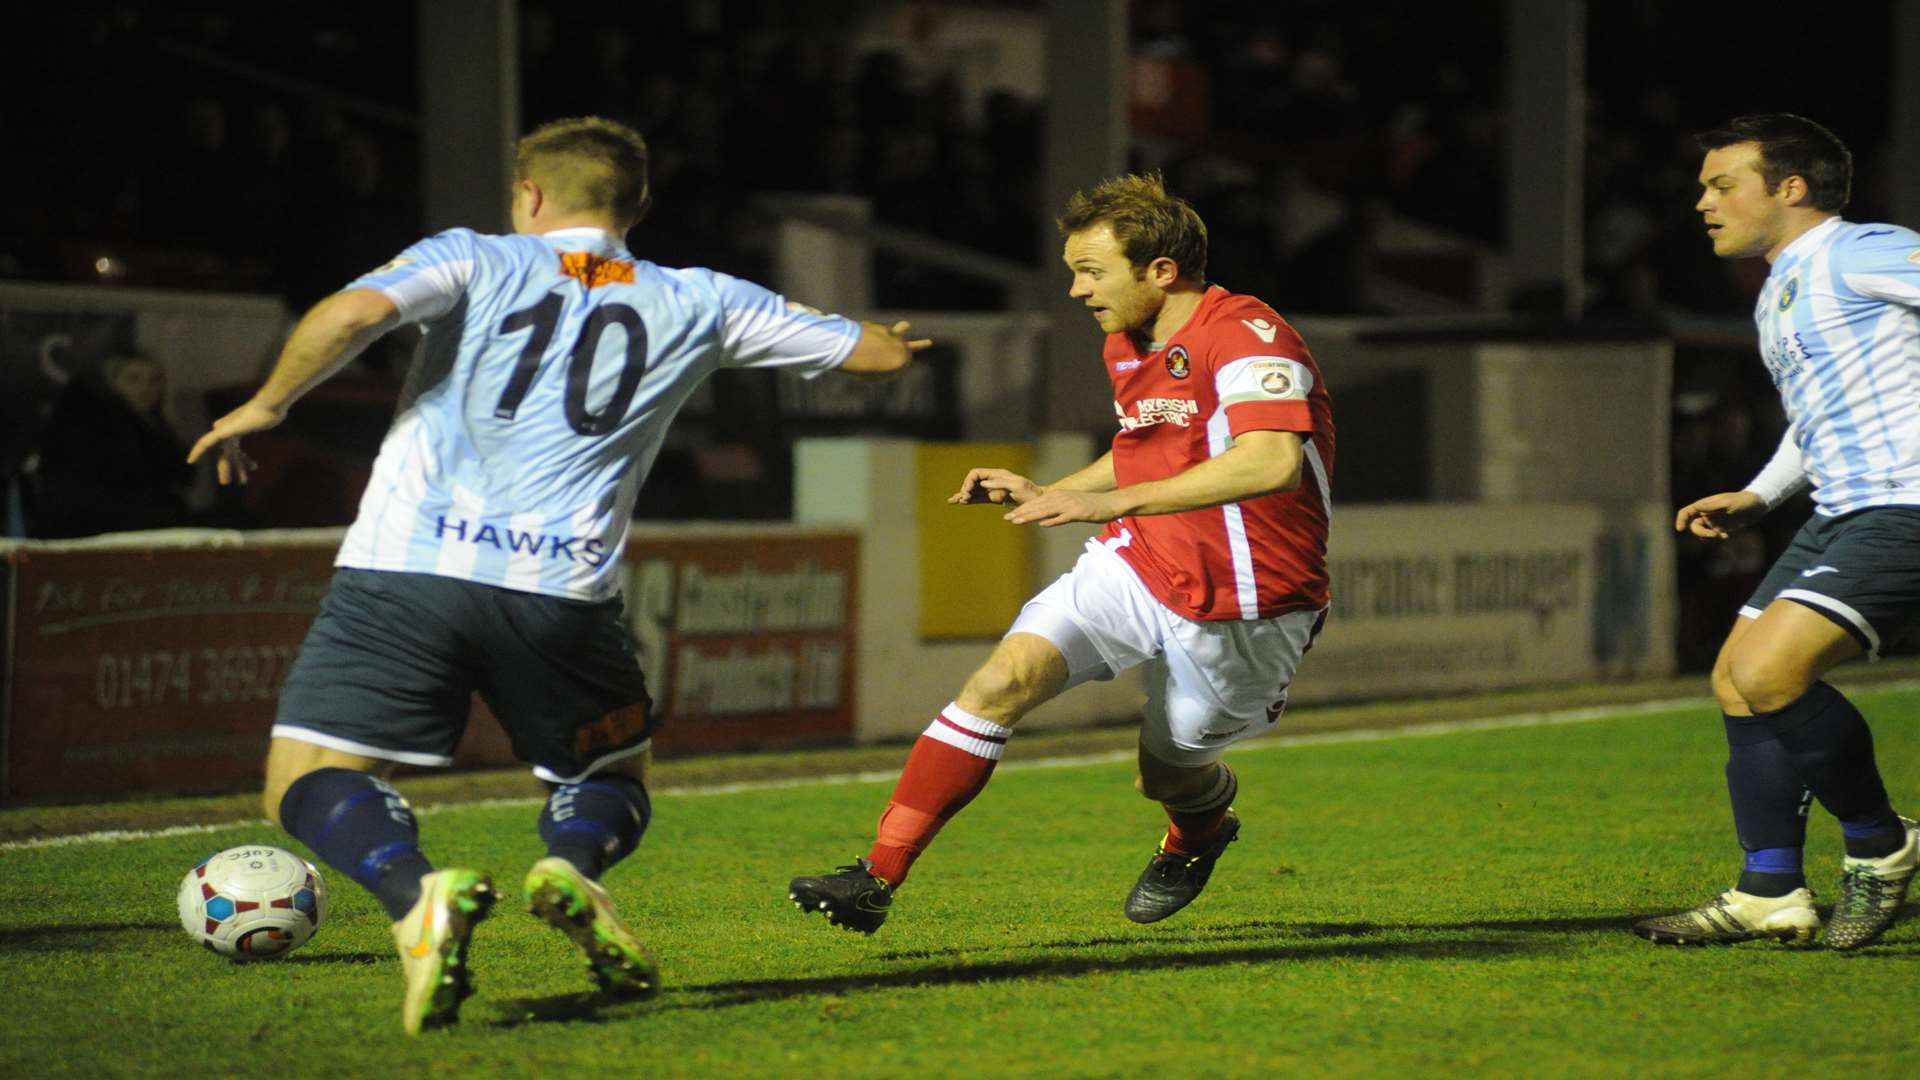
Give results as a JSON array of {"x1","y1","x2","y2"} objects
[{"x1": 9, "y1": 680, "x2": 1918, "y2": 854}]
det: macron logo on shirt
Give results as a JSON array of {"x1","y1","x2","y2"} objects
[
  {"x1": 435, "y1": 516, "x2": 611, "y2": 567},
  {"x1": 1242, "y1": 318, "x2": 1278, "y2": 343}
]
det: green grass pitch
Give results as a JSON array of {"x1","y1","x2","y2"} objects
[{"x1": 3, "y1": 689, "x2": 1917, "y2": 1077}]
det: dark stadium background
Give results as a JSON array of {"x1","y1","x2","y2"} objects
[{"x1": 0, "y1": 0, "x2": 1906, "y2": 670}]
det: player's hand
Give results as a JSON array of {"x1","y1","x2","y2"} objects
[
  {"x1": 1675, "y1": 490, "x2": 1767, "y2": 540},
  {"x1": 843, "y1": 320, "x2": 932, "y2": 379},
  {"x1": 1004, "y1": 489, "x2": 1124, "y2": 527},
  {"x1": 187, "y1": 398, "x2": 285, "y2": 485},
  {"x1": 951, "y1": 468, "x2": 1040, "y2": 506},
  {"x1": 891, "y1": 320, "x2": 934, "y2": 353}
]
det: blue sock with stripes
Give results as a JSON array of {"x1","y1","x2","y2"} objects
[
  {"x1": 279, "y1": 768, "x2": 434, "y2": 921},
  {"x1": 539, "y1": 776, "x2": 651, "y2": 880}
]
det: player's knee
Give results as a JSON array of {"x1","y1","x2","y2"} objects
[
  {"x1": 260, "y1": 762, "x2": 297, "y2": 827},
  {"x1": 957, "y1": 659, "x2": 1042, "y2": 718},
  {"x1": 261, "y1": 764, "x2": 320, "y2": 828},
  {"x1": 588, "y1": 747, "x2": 652, "y2": 789},
  {"x1": 260, "y1": 765, "x2": 323, "y2": 828},
  {"x1": 1726, "y1": 653, "x2": 1811, "y2": 714},
  {"x1": 1709, "y1": 654, "x2": 1747, "y2": 713}
]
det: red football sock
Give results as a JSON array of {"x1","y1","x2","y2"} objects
[
  {"x1": 866, "y1": 705, "x2": 1012, "y2": 886},
  {"x1": 1161, "y1": 763, "x2": 1237, "y2": 856}
]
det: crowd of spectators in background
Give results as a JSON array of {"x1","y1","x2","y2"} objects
[
  {"x1": 0, "y1": 2, "x2": 1897, "y2": 664},
  {"x1": 25, "y1": 352, "x2": 197, "y2": 538},
  {"x1": 2, "y1": 3, "x2": 1891, "y2": 316}
]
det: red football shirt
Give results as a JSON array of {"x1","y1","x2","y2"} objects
[{"x1": 1096, "y1": 285, "x2": 1334, "y2": 621}]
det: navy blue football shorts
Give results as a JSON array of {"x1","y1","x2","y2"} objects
[
  {"x1": 1741, "y1": 506, "x2": 1920, "y2": 660},
  {"x1": 274, "y1": 568, "x2": 654, "y2": 783}
]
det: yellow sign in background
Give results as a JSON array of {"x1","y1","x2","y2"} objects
[{"x1": 916, "y1": 442, "x2": 1035, "y2": 639}]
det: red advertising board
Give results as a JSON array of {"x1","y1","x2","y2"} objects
[
  {"x1": 1, "y1": 532, "x2": 860, "y2": 805},
  {"x1": 622, "y1": 533, "x2": 860, "y2": 754},
  {"x1": 4, "y1": 545, "x2": 343, "y2": 804}
]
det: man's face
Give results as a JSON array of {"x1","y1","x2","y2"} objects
[
  {"x1": 1695, "y1": 143, "x2": 1790, "y2": 260},
  {"x1": 1063, "y1": 225, "x2": 1162, "y2": 336}
]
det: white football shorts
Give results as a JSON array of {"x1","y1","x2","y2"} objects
[{"x1": 1007, "y1": 538, "x2": 1325, "y2": 766}]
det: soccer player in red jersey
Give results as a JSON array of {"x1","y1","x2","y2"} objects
[{"x1": 791, "y1": 174, "x2": 1335, "y2": 931}]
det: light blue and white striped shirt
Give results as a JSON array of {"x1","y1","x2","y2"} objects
[
  {"x1": 1747, "y1": 218, "x2": 1920, "y2": 516},
  {"x1": 333, "y1": 227, "x2": 859, "y2": 600}
]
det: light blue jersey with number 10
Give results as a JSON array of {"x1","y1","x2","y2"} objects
[{"x1": 333, "y1": 226, "x2": 859, "y2": 600}]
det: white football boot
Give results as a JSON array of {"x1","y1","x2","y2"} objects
[
  {"x1": 524, "y1": 857, "x2": 660, "y2": 999},
  {"x1": 1632, "y1": 887, "x2": 1820, "y2": 946},
  {"x1": 392, "y1": 868, "x2": 496, "y2": 1035},
  {"x1": 1826, "y1": 816, "x2": 1920, "y2": 950}
]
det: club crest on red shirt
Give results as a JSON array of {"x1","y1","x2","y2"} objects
[{"x1": 1165, "y1": 345, "x2": 1190, "y2": 379}]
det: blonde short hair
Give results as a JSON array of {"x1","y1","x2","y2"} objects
[{"x1": 514, "y1": 117, "x2": 651, "y2": 227}]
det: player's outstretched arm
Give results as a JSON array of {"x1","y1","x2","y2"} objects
[
  {"x1": 1674, "y1": 490, "x2": 1768, "y2": 540},
  {"x1": 1006, "y1": 432, "x2": 1302, "y2": 527},
  {"x1": 187, "y1": 287, "x2": 399, "y2": 485},
  {"x1": 950, "y1": 453, "x2": 1116, "y2": 507},
  {"x1": 838, "y1": 320, "x2": 933, "y2": 380}
]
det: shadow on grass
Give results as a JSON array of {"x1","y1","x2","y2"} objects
[
  {"x1": 485, "y1": 991, "x2": 654, "y2": 1029},
  {"x1": 477, "y1": 926, "x2": 1556, "y2": 1024},
  {"x1": 0, "y1": 920, "x2": 177, "y2": 949},
  {"x1": 671, "y1": 934, "x2": 1546, "y2": 1012},
  {"x1": 466, "y1": 911, "x2": 1920, "y2": 1026},
  {"x1": 876, "y1": 912, "x2": 1646, "y2": 961},
  {"x1": 280, "y1": 951, "x2": 386, "y2": 965}
]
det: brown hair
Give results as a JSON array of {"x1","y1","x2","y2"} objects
[
  {"x1": 514, "y1": 116, "x2": 652, "y2": 227},
  {"x1": 1056, "y1": 172, "x2": 1208, "y2": 282},
  {"x1": 1695, "y1": 113, "x2": 1852, "y2": 213}
]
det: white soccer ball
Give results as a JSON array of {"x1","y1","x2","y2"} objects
[{"x1": 178, "y1": 846, "x2": 327, "y2": 960}]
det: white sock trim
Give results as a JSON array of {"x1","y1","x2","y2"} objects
[
  {"x1": 922, "y1": 703, "x2": 1013, "y2": 761},
  {"x1": 935, "y1": 703, "x2": 1013, "y2": 739}
]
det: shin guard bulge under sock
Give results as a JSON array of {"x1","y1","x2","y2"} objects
[
  {"x1": 867, "y1": 705, "x2": 1011, "y2": 886},
  {"x1": 1722, "y1": 712, "x2": 1810, "y2": 894},
  {"x1": 539, "y1": 774, "x2": 652, "y2": 879},
  {"x1": 1162, "y1": 763, "x2": 1237, "y2": 856},
  {"x1": 279, "y1": 768, "x2": 434, "y2": 921}
]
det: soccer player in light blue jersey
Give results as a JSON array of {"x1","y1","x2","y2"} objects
[
  {"x1": 188, "y1": 116, "x2": 930, "y2": 1032},
  {"x1": 1635, "y1": 115, "x2": 1920, "y2": 950}
]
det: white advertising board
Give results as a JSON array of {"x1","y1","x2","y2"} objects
[{"x1": 1300, "y1": 502, "x2": 1675, "y2": 702}]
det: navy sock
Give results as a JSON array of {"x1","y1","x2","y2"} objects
[
  {"x1": 1840, "y1": 815, "x2": 1909, "y2": 860},
  {"x1": 279, "y1": 768, "x2": 434, "y2": 921},
  {"x1": 538, "y1": 775, "x2": 651, "y2": 880},
  {"x1": 1758, "y1": 682, "x2": 1899, "y2": 856},
  {"x1": 1723, "y1": 712, "x2": 1810, "y2": 895}
]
